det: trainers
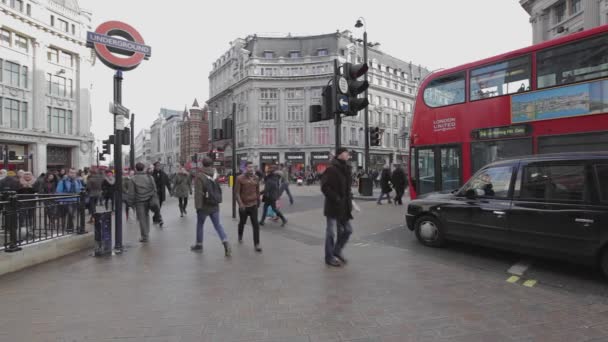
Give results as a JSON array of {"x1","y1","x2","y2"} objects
[
  {"x1": 223, "y1": 241, "x2": 232, "y2": 257},
  {"x1": 281, "y1": 219, "x2": 288, "y2": 227},
  {"x1": 139, "y1": 237, "x2": 148, "y2": 243},
  {"x1": 254, "y1": 245, "x2": 263, "y2": 253},
  {"x1": 190, "y1": 244, "x2": 203, "y2": 252},
  {"x1": 334, "y1": 253, "x2": 348, "y2": 265},
  {"x1": 325, "y1": 258, "x2": 341, "y2": 267},
  {"x1": 259, "y1": 221, "x2": 265, "y2": 226}
]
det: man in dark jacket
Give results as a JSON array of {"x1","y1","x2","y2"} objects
[
  {"x1": 190, "y1": 158, "x2": 231, "y2": 256},
  {"x1": 235, "y1": 162, "x2": 262, "y2": 252},
  {"x1": 377, "y1": 166, "x2": 393, "y2": 205},
  {"x1": 321, "y1": 148, "x2": 354, "y2": 267},
  {"x1": 259, "y1": 164, "x2": 287, "y2": 227},
  {"x1": 152, "y1": 161, "x2": 172, "y2": 223},
  {"x1": 391, "y1": 165, "x2": 407, "y2": 205},
  {"x1": 128, "y1": 163, "x2": 157, "y2": 242}
]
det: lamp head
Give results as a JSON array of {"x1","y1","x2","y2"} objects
[{"x1": 355, "y1": 19, "x2": 364, "y2": 28}]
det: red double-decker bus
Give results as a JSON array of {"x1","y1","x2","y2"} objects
[{"x1": 408, "y1": 25, "x2": 608, "y2": 199}]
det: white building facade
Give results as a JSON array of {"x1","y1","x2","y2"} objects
[
  {"x1": 149, "y1": 108, "x2": 181, "y2": 173},
  {"x1": 521, "y1": 0, "x2": 608, "y2": 43},
  {"x1": 208, "y1": 31, "x2": 429, "y2": 175},
  {"x1": 134, "y1": 128, "x2": 150, "y2": 165},
  {"x1": 0, "y1": 0, "x2": 95, "y2": 174}
]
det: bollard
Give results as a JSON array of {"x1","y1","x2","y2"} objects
[
  {"x1": 78, "y1": 190, "x2": 86, "y2": 235},
  {"x1": 5, "y1": 192, "x2": 21, "y2": 253}
]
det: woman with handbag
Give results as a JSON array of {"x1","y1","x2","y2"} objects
[
  {"x1": 172, "y1": 167, "x2": 192, "y2": 217},
  {"x1": 127, "y1": 163, "x2": 160, "y2": 243}
]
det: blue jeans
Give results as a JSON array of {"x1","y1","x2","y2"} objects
[
  {"x1": 325, "y1": 218, "x2": 353, "y2": 262},
  {"x1": 280, "y1": 182, "x2": 294, "y2": 204},
  {"x1": 196, "y1": 210, "x2": 227, "y2": 244},
  {"x1": 377, "y1": 191, "x2": 392, "y2": 204}
]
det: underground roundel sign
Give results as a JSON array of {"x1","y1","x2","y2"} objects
[{"x1": 86, "y1": 21, "x2": 151, "y2": 71}]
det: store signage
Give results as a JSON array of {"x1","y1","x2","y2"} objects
[
  {"x1": 311, "y1": 152, "x2": 330, "y2": 160},
  {"x1": 285, "y1": 152, "x2": 305, "y2": 161},
  {"x1": 471, "y1": 124, "x2": 531, "y2": 140},
  {"x1": 87, "y1": 21, "x2": 151, "y2": 71}
]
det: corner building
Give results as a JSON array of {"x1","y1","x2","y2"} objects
[
  {"x1": 0, "y1": 0, "x2": 94, "y2": 174},
  {"x1": 207, "y1": 31, "x2": 429, "y2": 175}
]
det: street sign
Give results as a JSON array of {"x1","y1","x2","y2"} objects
[
  {"x1": 338, "y1": 77, "x2": 348, "y2": 94},
  {"x1": 109, "y1": 102, "x2": 130, "y2": 117},
  {"x1": 116, "y1": 115, "x2": 125, "y2": 130},
  {"x1": 86, "y1": 21, "x2": 151, "y2": 71},
  {"x1": 338, "y1": 95, "x2": 349, "y2": 112}
]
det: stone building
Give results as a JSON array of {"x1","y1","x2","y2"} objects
[{"x1": 179, "y1": 98, "x2": 209, "y2": 167}]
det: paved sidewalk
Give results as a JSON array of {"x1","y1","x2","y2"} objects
[{"x1": 1, "y1": 188, "x2": 608, "y2": 342}]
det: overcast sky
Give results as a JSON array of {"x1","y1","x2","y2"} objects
[{"x1": 79, "y1": 0, "x2": 531, "y2": 143}]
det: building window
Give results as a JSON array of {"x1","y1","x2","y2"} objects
[
  {"x1": 571, "y1": 0, "x2": 581, "y2": 14},
  {"x1": 60, "y1": 51, "x2": 73, "y2": 67},
  {"x1": 1, "y1": 98, "x2": 27, "y2": 129},
  {"x1": 287, "y1": 127, "x2": 304, "y2": 145},
  {"x1": 260, "y1": 128, "x2": 277, "y2": 145},
  {"x1": 350, "y1": 127, "x2": 357, "y2": 144},
  {"x1": 394, "y1": 134, "x2": 399, "y2": 148},
  {"x1": 71, "y1": 24, "x2": 75, "y2": 35},
  {"x1": 392, "y1": 99, "x2": 398, "y2": 109},
  {"x1": 260, "y1": 88, "x2": 278, "y2": 99},
  {"x1": 340, "y1": 49, "x2": 346, "y2": 56},
  {"x1": 47, "y1": 73, "x2": 70, "y2": 97},
  {"x1": 554, "y1": 2, "x2": 566, "y2": 24},
  {"x1": 286, "y1": 88, "x2": 303, "y2": 99},
  {"x1": 260, "y1": 105, "x2": 277, "y2": 121},
  {"x1": 263, "y1": 51, "x2": 274, "y2": 59},
  {"x1": 3, "y1": 61, "x2": 20, "y2": 87},
  {"x1": 289, "y1": 51, "x2": 301, "y2": 58},
  {"x1": 21, "y1": 66, "x2": 27, "y2": 88},
  {"x1": 14, "y1": 0, "x2": 23, "y2": 11},
  {"x1": 26, "y1": 3, "x2": 30, "y2": 15},
  {"x1": 58, "y1": 19, "x2": 69, "y2": 32},
  {"x1": 384, "y1": 98, "x2": 390, "y2": 107},
  {"x1": 50, "y1": 15, "x2": 54, "y2": 26},
  {"x1": 14, "y1": 34, "x2": 28, "y2": 52},
  {"x1": 375, "y1": 96, "x2": 381, "y2": 105},
  {"x1": 392, "y1": 115, "x2": 398, "y2": 128},
  {"x1": 317, "y1": 49, "x2": 328, "y2": 56},
  {"x1": 313, "y1": 127, "x2": 330, "y2": 145},
  {"x1": 48, "y1": 48, "x2": 59, "y2": 63},
  {"x1": 287, "y1": 105, "x2": 304, "y2": 121},
  {"x1": 0, "y1": 29, "x2": 11, "y2": 47}
]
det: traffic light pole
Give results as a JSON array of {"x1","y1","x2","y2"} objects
[
  {"x1": 113, "y1": 70, "x2": 124, "y2": 253},
  {"x1": 334, "y1": 59, "x2": 341, "y2": 153},
  {"x1": 96, "y1": 147, "x2": 100, "y2": 168},
  {"x1": 363, "y1": 30, "x2": 370, "y2": 174}
]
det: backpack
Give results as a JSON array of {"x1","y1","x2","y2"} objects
[{"x1": 202, "y1": 175, "x2": 222, "y2": 205}]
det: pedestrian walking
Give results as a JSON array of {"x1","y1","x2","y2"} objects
[
  {"x1": 259, "y1": 164, "x2": 287, "y2": 227},
  {"x1": 391, "y1": 165, "x2": 407, "y2": 205},
  {"x1": 321, "y1": 148, "x2": 354, "y2": 267},
  {"x1": 190, "y1": 158, "x2": 231, "y2": 256},
  {"x1": 86, "y1": 168, "x2": 104, "y2": 222},
  {"x1": 122, "y1": 170, "x2": 134, "y2": 221},
  {"x1": 278, "y1": 164, "x2": 294, "y2": 205},
  {"x1": 172, "y1": 167, "x2": 192, "y2": 217},
  {"x1": 235, "y1": 162, "x2": 262, "y2": 252},
  {"x1": 102, "y1": 171, "x2": 115, "y2": 211},
  {"x1": 377, "y1": 166, "x2": 393, "y2": 205},
  {"x1": 56, "y1": 168, "x2": 84, "y2": 233},
  {"x1": 127, "y1": 163, "x2": 158, "y2": 243},
  {"x1": 151, "y1": 161, "x2": 172, "y2": 224}
]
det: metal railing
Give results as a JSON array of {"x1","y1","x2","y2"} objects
[{"x1": 1, "y1": 191, "x2": 87, "y2": 252}]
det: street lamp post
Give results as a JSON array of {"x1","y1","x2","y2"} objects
[{"x1": 355, "y1": 18, "x2": 370, "y2": 174}]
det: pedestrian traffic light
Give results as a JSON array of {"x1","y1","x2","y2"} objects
[
  {"x1": 101, "y1": 135, "x2": 114, "y2": 155},
  {"x1": 342, "y1": 62, "x2": 369, "y2": 116},
  {"x1": 370, "y1": 127, "x2": 381, "y2": 146}
]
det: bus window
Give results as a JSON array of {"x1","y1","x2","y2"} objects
[
  {"x1": 471, "y1": 138, "x2": 532, "y2": 174},
  {"x1": 417, "y1": 149, "x2": 436, "y2": 194},
  {"x1": 441, "y1": 147, "x2": 461, "y2": 190},
  {"x1": 537, "y1": 33, "x2": 608, "y2": 89},
  {"x1": 423, "y1": 72, "x2": 465, "y2": 107},
  {"x1": 470, "y1": 56, "x2": 531, "y2": 101}
]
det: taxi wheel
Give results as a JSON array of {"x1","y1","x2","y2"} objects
[{"x1": 414, "y1": 215, "x2": 445, "y2": 248}]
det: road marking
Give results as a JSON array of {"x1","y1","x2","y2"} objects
[
  {"x1": 506, "y1": 276, "x2": 520, "y2": 283},
  {"x1": 508, "y1": 260, "x2": 531, "y2": 276},
  {"x1": 523, "y1": 279, "x2": 537, "y2": 288}
]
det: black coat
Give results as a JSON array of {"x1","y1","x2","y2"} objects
[
  {"x1": 380, "y1": 168, "x2": 392, "y2": 193},
  {"x1": 152, "y1": 169, "x2": 172, "y2": 202},
  {"x1": 391, "y1": 167, "x2": 407, "y2": 192},
  {"x1": 262, "y1": 172, "x2": 281, "y2": 203},
  {"x1": 321, "y1": 159, "x2": 353, "y2": 222}
]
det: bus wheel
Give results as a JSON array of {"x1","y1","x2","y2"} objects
[{"x1": 415, "y1": 215, "x2": 445, "y2": 248}]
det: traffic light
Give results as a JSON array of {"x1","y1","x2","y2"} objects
[
  {"x1": 342, "y1": 62, "x2": 369, "y2": 116},
  {"x1": 208, "y1": 151, "x2": 216, "y2": 161},
  {"x1": 370, "y1": 127, "x2": 381, "y2": 146},
  {"x1": 222, "y1": 118, "x2": 233, "y2": 139},
  {"x1": 99, "y1": 153, "x2": 106, "y2": 162},
  {"x1": 122, "y1": 127, "x2": 131, "y2": 145},
  {"x1": 321, "y1": 84, "x2": 336, "y2": 120},
  {"x1": 101, "y1": 135, "x2": 114, "y2": 155},
  {"x1": 309, "y1": 105, "x2": 323, "y2": 123}
]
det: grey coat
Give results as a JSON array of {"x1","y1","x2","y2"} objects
[
  {"x1": 128, "y1": 172, "x2": 157, "y2": 205},
  {"x1": 172, "y1": 173, "x2": 191, "y2": 198}
]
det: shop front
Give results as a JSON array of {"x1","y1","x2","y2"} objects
[
  {"x1": 370, "y1": 153, "x2": 391, "y2": 171},
  {"x1": 0, "y1": 144, "x2": 30, "y2": 171},
  {"x1": 47, "y1": 146, "x2": 72, "y2": 172},
  {"x1": 310, "y1": 152, "x2": 330, "y2": 173},
  {"x1": 284, "y1": 152, "x2": 305, "y2": 177},
  {"x1": 260, "y1": 152, "x2": 279, "y2": 173}
]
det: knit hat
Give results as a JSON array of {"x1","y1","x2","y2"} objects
[{"x1": 335, "y1": 148, "x2": 349, "y2": 157}]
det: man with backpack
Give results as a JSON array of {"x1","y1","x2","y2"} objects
[
  {"x1": 190, "y1": 157, "x2": 231, "y2": 257},
  {"x1": 259, "y1": 164, "x2": 287, "y2": 227}
]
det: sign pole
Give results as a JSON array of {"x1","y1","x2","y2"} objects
[
  {"x1": 113, "y1": 70, "x2": 124, "y2": 252},
  {"x1": 231, "y1": 103, "x2": 237, "y2": 219},
  {"x1": 130, "y1": 114, "x2": 135, "y2": 169},
  {"x1": 334, "y1": 59, "x2": 341, "y2": 153}
]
